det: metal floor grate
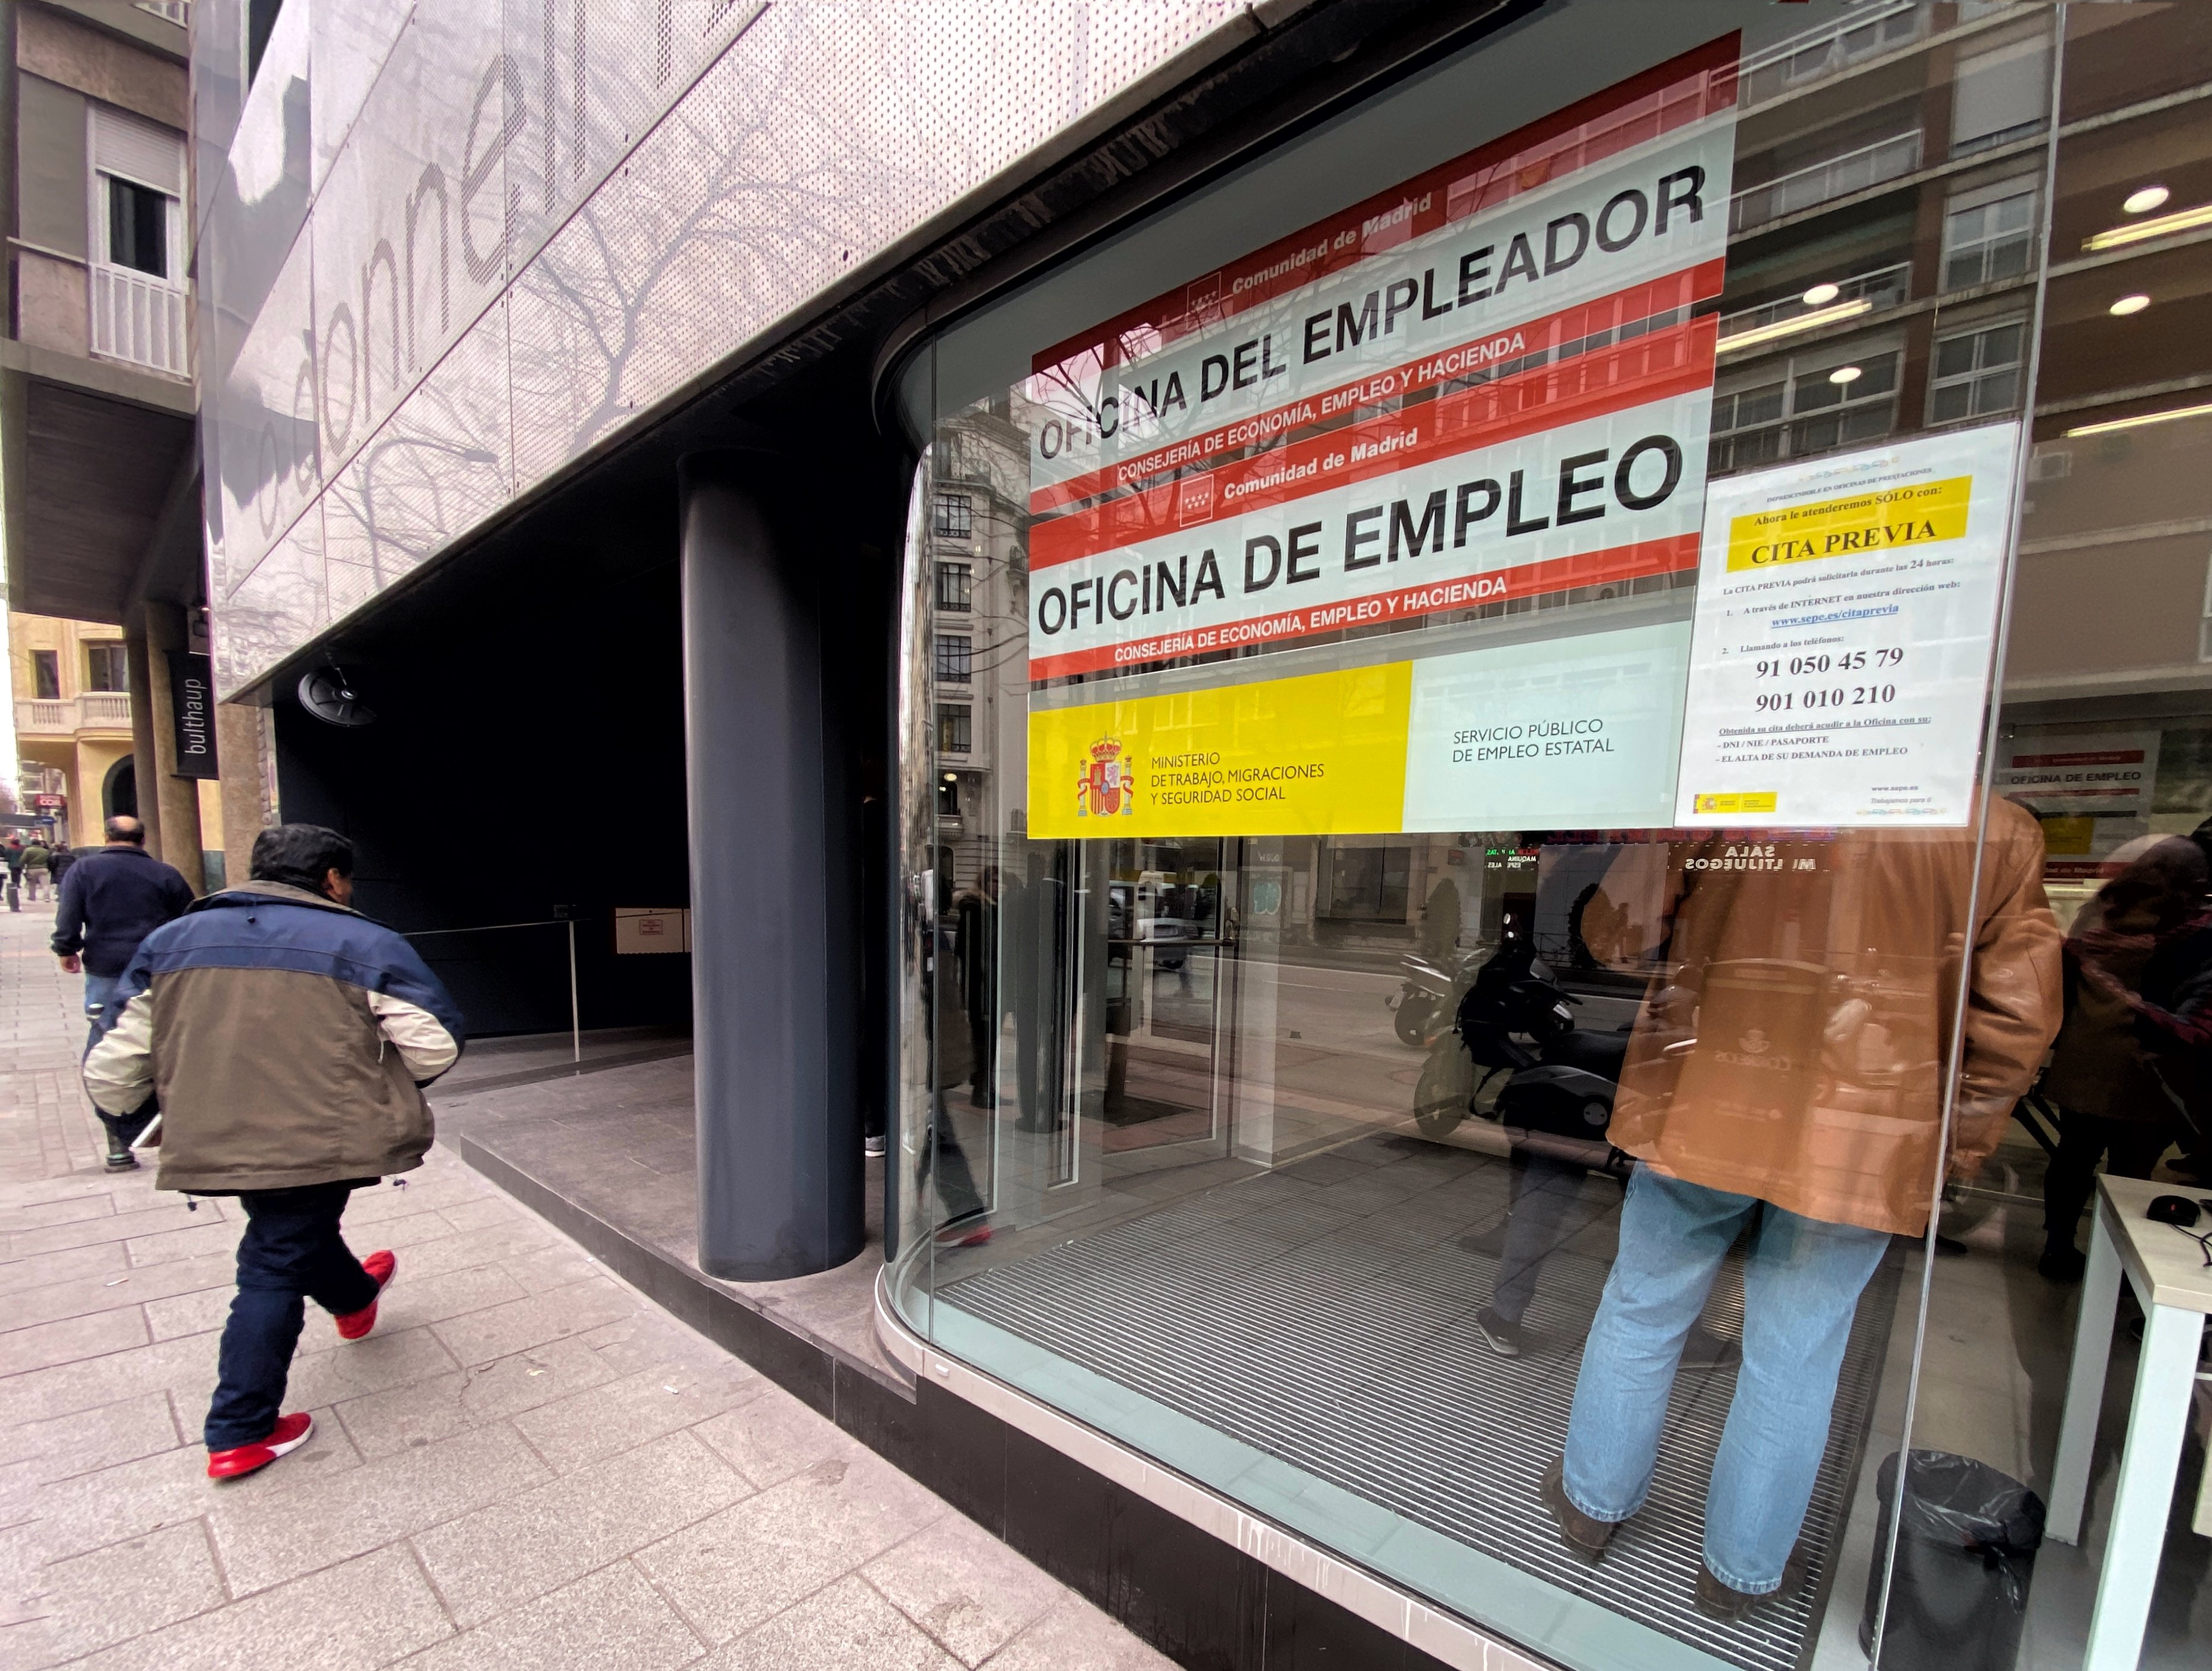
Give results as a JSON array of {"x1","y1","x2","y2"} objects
[{"x1": 943, "y1": 1133, "x2": 1900, "y2": 1671}]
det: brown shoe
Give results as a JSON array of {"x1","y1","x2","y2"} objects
[
  {"x1": 1694, "y1": 1541, "x2": 1810, "y2": 1622},
  {"x1": 1541, "y1": 1458, "x2": 1618, "y2": 1562}
]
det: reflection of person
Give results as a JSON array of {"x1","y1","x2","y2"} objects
[
  {"x1": 2039, "y1": 836, "x2": 2210, "y2": 1278},
  {"x1": 955, "y1": 867, "x2": 1002, "y2": 1106},
  {"x1": 1546, "y1": 804, "x2": 2061, "y2": 1621},
  {"x1": 928, "y1": 867, "x2": 990, "y2": 1245}
]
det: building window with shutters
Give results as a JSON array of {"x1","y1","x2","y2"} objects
[
  {"x1": 1929, "y1": 318, "x2": 2027, "y2": 423},
  {"x1": 937, "y1": 703, "x2": 972, "y2": 755},
  {"x1": 83, "y1": 644, "x2": 128, "y2": 693},
  {"x1": 87, "y1": 107, "x2": 187, "y2": 376},
  {"x1": 932, "y1": 492, "x2": 972, "y2": 541},
  {"x1": 32, "y1": 652, "x2": 60, "y2": 702}
]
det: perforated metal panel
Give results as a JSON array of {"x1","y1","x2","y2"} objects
[{"x1": 203, "y1": 0, "x2": 1245, "y2": 692}]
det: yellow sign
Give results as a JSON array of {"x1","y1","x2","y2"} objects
[
  {"x1": 1691, "y1": 790, "x2": 1777, "y2": 815},
  {"x1": 1724, "y1": 473, "x2": 1974, "y2": 572},
  {"x1": 1028, "y1": 662, "x2": 1412, "y2": 838}
]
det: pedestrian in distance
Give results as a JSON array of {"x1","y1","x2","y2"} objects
[
  {"x1": 53, "y1": 815, "x2": 196, "y2": 1167},
  {"x1": 82, "y1": 824, "x2": 464, "y2": 1481},
  {"x1": 48, "y1": 839, "x2": 76, "y2": 888},
  {"x1": 20, "y1": 834, "x2": 52, "y2": 903},
  {"x1": 4, "y1": 833, "x2": 24, "y2": 912}
]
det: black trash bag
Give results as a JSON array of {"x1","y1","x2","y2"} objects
[{"x1": 1860, "y1": 1450, "x2": 2044, "y2": 1671}]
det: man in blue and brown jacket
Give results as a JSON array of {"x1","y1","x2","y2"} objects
[{"x1": 84, "y1": 823, "x2": 464, "y2": 1481}]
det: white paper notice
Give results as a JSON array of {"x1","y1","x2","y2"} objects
[{"x1": 1672, "y1": 423, "x2": 2019, "y2": 827}]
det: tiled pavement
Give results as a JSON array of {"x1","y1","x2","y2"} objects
[{"x1": 0, "y1": 906, "x2": 1175, "y2": 1670}]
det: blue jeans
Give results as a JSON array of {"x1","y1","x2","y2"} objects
[
  {"x1": 82, "y1": 971, "x2": 120, "y2": 1049},
  {"x1": 206, "y1": 1183, "x2": 377, "y2": 1449},
  {"x1": 1562, "y1": 1167, "x2": 1890, "y2": 1592}
]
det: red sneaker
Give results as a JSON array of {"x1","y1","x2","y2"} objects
[
  {"x1": 207, "y1": 1411, "x2": 314, "y2": 1480},
  {"x1": 334, "y1": 1250, "x2": 396, "y2": 1341}
]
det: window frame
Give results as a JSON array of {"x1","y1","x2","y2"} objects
[
  {"x1": 82, "y1": 642, "x2": 128, "y2": 693},
  {"x1": 937, "y1": 702, "x2": 974, "y2": 756},
  {"x1": 935, "y1": 562, "x2": 974, "y2": 613},
  {"x1": 934, "y1": 633, "x2": 974, "y2": 684},
  {"x1": 1940, "y1": 176, "x2": 2039, "y2": 293},
  {"x1": 30, "y1": 650, "x2": 60, "y2": 702},
  {"x1": 1927, "y1": 314, "x2": 2028, "y2": 426},
  {"x1": 932, "y1": 491, "x2": 974, "y2": 542}
]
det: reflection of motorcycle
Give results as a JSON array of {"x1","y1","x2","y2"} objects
[
  {"x1": 1412, "y1": 942, "x2": 1632, "y2": 1149},
  {"x1": 1389, "y1": 945, "x2": 1484, "y2": 1047}
]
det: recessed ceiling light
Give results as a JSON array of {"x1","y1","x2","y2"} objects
[
  {"x1": 2066, "y1": 399, "x2": 2212, "y2": 438},
  {"x1": 2109, "y1": 293, "x2": 2151, "y2": 316},
  {"x1": 1829, "y1": 365, "x2": 1863, "y2": 385},
  {"x1": 1802, "y1": 282, "x2": 1842, "y2": 306},
  {"x1": 2123, "y1": 185, "x2": 2171, "y2": 215},
  {"x1": 2085, "y1": 201, "x2": 2212, "y2": 250}
]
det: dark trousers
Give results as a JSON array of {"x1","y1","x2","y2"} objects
[
  {"x1": 2043, "y1": 1105, "x2": 2174, "y2": 1250},
  {"x1": 206, "y1": 1183, "x2": 376, "y2": 1449},
  {"x1": 1491, "y1": 1150, "x2": 1593, "y2": 1325}
]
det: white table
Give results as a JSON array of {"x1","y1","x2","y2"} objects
[{"x1": 2047, "y1": 1174, "x2": 2212, "y2": 1671}]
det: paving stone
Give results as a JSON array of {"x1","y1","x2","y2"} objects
[
  {"x1": 864, "y1": 1509, "x2": 1070, "y2": 1666},
  {"x1": 4, "y1": 1520, "x2": 224, "y2": 1669},
  {"x1": 0, "y1": 1391, "x2": 181, "y2": 1487},
  {"x1": 512, "y1": 1356, "x2": 764, "y2": 1473},
  {"x1": 5, "y1": 1250, "x2": 236, "y2": 1334},
  {"x1": 412, "y1": 1427, "x2": 749, "y2": 1626},
  {"x1": 0, "y1": 1306, "x2": 150, "y2": 1375},
  {"x1": 11, "y1": 1193, "x2": 116, "y2": 1229},
  {"x1": 21, "y1": 1404, "x2": 363, "y2": 1565},
  {"x1": 391, "y1": 1559, "x2": 703, "y2": 1671},
  {"x1": 57, "y1": 1543, "x2": 454, "y2": 1671},
  {"x1": 0, "y1": 1239, "x2": 128, "y2": 1298},
  {"x1": 636, "y1": 1446, "x2": 947, "y2": 1641},
  {"x1": 693, "y1": 1382, "x2": 873, "y2": 1489},
  {"x1": 209, "y1": 1416, "x2": 550, "y2": 1594},
  {"x1": 429, "y1": 1276, "x2": 639, "y2": 1368},
  {"x1": 497, "y1": 1243, "x2": 605, "y2": 1294},
  {"x1": 396, "y1": 1218, "x2": 565, "y2": 1279},
  {"x1": 120, "y1": 1217, "x2": 243, "y2": 1269},
  {"x1": 331, "y1": 1335, "x2": 616, "y2": 1460},
  {"x1": 0, "y1": 1332, "x2": 219, "y2": 1425},
  {"x1": 695, "y1": 1573, "x2": 959, "y2": 1671},
  {"x1": 9, "y1": 1201, "x2": 205, "y2": 1259},
  {"x1": 281, "y1": 1316, "x2": 464, "y2": 1409},
  {"x1": 436, "y1": 1194, "x2": 527, "y2": 1234},
  {"x1": 981, "y1": 1597, "x2": 1183, "y2": 1671},
  {"x1": 141, "y1": 1283, "x2": 240, "y2": 1343}
]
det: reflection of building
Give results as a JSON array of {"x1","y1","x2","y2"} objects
[
  {"x1": 1, "y1": 1, "x2": 250, "y2": 888},
  {"x1": 928, "y1": 399, "x2": 1031, "y2": 888}
]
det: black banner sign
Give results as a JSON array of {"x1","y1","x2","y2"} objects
[{"x1": 166, "y1": 651, "x2": 220, "y2": 780}]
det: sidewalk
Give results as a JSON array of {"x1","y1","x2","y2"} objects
[{"x1": 0, "y1": 905, "x2": 1175, "y2": 1670}]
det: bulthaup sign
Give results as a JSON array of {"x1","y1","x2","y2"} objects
[{"x1": 166, "y1": 652, "x2": 220, "y2": 780}]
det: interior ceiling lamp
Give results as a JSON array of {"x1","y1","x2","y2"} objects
[
  {"x1": 2084, "y1": 200, "x2": 2212, "y2": 250},
  {"x1": 2065, "y1": 399, "x2": 2212, "y2": 438},
  {"x1": 2108, "y1": 293, "x2": 2151, "y2": 315},
  {"x1": 1828, "y1": 365, "x2": 1864, "y2": 385},
  {"x1": 1717, "y1": 295, "x2": 1872, "y2": 354},
  {"x1": 2122, "y1": 184, "x2": 2170, "y2": 215}
]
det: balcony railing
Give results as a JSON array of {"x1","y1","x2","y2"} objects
[
  {"x1": 1730, "y1": 131, "x2": 1923, "y2": 233},
  {"x1": 17, "y1": 694, "x2": 133, "y2": 736},
  {"x1": 1717, "y1": 261, "x2": 1912, "y2": 354},
  {"x1": 90, "y1": 266, "x2": 188, "y2": 379},
  {"x1": 1739, "y1": 1, "x2": 1925, "y2": 106},
  {"x1": 135, "y1": 2, "x2": 188, "y2": 22}
]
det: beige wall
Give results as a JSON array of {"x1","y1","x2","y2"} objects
[
  {"x1": 11, "y1": 612, "x2": 128, "y2": 700},
  {"x1": 16, "y1": 5, "x2": 187, "y2": 129}
]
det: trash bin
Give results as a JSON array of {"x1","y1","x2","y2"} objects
[{"x1": 1859, "y1": 1450, "x2": 2044, "y2": 1670}]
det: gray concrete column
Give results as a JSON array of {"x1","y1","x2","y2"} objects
[{"x1": 680, "y1": 454, "x2": 863, "y2": 1281}]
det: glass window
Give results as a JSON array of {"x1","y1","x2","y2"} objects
[
  {"x1": 892, "y1": 10, "x2": 2211, "y2": 1671},
  {"x1": 31, "y1": 651, "x2": 59, "y2": 700},
  {"x1": 1929, "y1": 318, "x2": 2025, "y2": 423},
  {"x1": 105, "y1": 177, "x2": 169, "y2": 279},
  {"x1": 937, "y1": 703, "x2": 972, "y2": 755},
  {"x1": 83, "y1": 644, "x2": 127, "y2": 692},
  {"x1": 935, "y1": 562, "x2": 972, "y2": 612},
  {"x1": 932, "y1": 491, "x2": 972, "y2": 541},
  {"x1": 1942, "y1": 184, "x2": 2038, "y2": 289},
  {"x1": 933, "y1": 634, "x2": 971, "y2": 683}
]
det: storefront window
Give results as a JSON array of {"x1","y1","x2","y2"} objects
[{"x1": 892, "y1": 7, "x2": 2210, "y2": 1669}]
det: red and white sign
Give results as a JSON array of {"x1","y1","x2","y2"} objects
[{"x1": 1023, "y1": 36, "x2": 1739, "y2": 684}]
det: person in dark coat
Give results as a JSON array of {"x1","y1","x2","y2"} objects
[
  {"x1": 83, "y1": 823, "x2": 463, "y2": 1481},
  {"x1": 52, "y1": 815, "x2": 196, "y2": 1165}
]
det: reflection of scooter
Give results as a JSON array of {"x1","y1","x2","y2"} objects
[
  {"x1": 1413, "y1": 941, "x2": 1631, "y2": 1148},
  {"x1": 1390, "y1": 945, "x2": 1485, "y2": 1047}
]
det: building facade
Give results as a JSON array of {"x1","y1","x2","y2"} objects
[
  {"x1": 200, "y1": 5, "x2": 2211, "y2": 1670},
  {"x1": 2, "y1": 0, "x2": 257, "y2": 889}
]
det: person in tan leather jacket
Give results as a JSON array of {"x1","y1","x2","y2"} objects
[{"x1": 1544, "y1": 798, "x2": 2061, "y2": 1620}]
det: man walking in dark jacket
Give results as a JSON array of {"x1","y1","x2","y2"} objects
[
  {"x1": 53, "y1": 816, "x2": 196, "y2": 1167},
  {"x1": 83, "y1": 824, "x2": 464, "y2": 1481}
]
